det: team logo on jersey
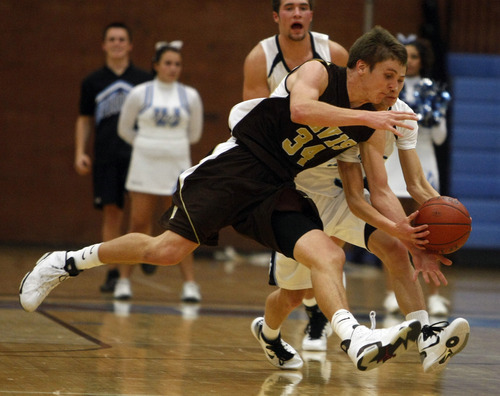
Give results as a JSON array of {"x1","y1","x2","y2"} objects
[
  {"x1": 154, "y1": 107, "x2": 181, "y2": 127},
  {"x1": 95, "y1": 80, "x2": 134, "y2": 124},
  {"x1": 282, "y1": 126, "x2": 356, "y2": 166}
]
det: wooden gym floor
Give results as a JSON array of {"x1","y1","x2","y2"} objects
[{"x1": 0, "y1": 244, "x2": 499, "y2": 395}]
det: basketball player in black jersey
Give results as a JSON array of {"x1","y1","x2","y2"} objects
[{"x1": 21, "y1": 27, "x2": 438, "y2": 372}]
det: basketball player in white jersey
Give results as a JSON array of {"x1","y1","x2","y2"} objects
[
  {"x1": 251, "y1": 71, "x2": 469, "y2": 373},
  {"x1": 243, "y1": 0, "x2": 349, "y2": 351},
  {"x1": 243, "y1": 0, "x2": 348, "y2": 100},
  {"x1": 242, "y1": 1, "x2": 469, "y2": 371}
]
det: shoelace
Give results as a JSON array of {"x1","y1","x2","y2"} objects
[
  {"x1": 266, "y1": 337, "x2": 294, "y2": 363},
  {"x1": 304, "y1": 308, "x2": 329, "y2": 339},
  {"x1": 420, "y1": 321, "x2": 450, "y2": 341},
  {"x1": 370, "y1": 311, "x2": 377, "y2": 330}
]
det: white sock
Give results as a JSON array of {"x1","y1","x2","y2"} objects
[
  {"x1": 262, "y1": 317, "x2": 280, "y2": 341},
  {"x1": 67, "y1": 243, "x2": 104, "y2": 270},
  {"x1": 406, "y1": 310, "x2": 430, "y2": 327},
  {"x1": 302, "y1": 297, "x2": 317, "y2": 307},
  {"x1": 331, "y1": 309, "x2": 360, "y2": 341}
]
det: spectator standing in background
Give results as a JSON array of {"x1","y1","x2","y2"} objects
[{"x1": 74, "y1": 22, "x2": 151, "y2": 295}]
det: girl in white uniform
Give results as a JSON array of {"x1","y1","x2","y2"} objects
[{"x1": 117, "y1": 41, "x2": 204, "y2": 302}]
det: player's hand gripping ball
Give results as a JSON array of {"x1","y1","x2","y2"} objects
[{"x1": 413, "y1": 196, "x2": 472, "y2": 254}]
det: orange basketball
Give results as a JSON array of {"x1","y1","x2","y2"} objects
[{"x1": 413, "y1": 196, "x2": 472, "y2": 254}]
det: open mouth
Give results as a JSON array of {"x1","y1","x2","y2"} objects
[{"x1": 291, "y1": 23, "x2": 303, "y2": 30}]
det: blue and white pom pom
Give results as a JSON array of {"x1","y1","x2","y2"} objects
[{"x1": 412, "y1": 78, "x2": 452, "y2": 128}]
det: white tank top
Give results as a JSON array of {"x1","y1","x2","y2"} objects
[{"x1": 259, "y1": 31, "x2": 331, "y2": 93}]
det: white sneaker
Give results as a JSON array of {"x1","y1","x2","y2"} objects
[
  {"x1": 114, "y1": 278, "x2": 132, "y2": 300},
  {"x1": 418, "y1": 318, "x2": 470, "y2": 373},
  {"x1": 383, "y1": 291, "x2": 400, "y2": 314},
  {"x1": 181, "y1": 281, "x2": 201, "y2": 303},
  {"x1": 302, "y1": 305, "x2": 333, "y2": 351},
  {"x1": 251, "y1": 317, "x2": 303, "y2": 370},
  {"x1": 19, "y1": 251, "x2": 81, "y2": 312},
  {"x1": 428, "y1": 294, "x2": 450, "y2": 317},
  {"x1": 341, "y1": 319, "x2": 421, "y2": 371}
]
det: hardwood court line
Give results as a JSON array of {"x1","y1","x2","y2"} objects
[{"x1": 39, "y1": 310, "x2": 111, "y2": 349}]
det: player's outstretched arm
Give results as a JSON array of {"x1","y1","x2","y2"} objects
[
  {"x1": 399, "y1": 148, "x2": 439, "y2": 204},
  {"x1": 339, "y1": 158, "x2": 451, "y2": 286},
  {"x1": 338, "y1": 157, "x2": 427, "y2": 244},
  {"x1": 287, "y1": 61, "x2": 418, "y2": 135},
  {"x1": 357, "y1": 131, "x2": 429, "y2": 244}
]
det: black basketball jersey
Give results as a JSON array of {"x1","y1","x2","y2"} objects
[
  {"x1": 79, "y1": 64, "x2": 152, "y2": 163},
  {"x1": 231, "y1": 61, "x2": 375, "y2": 180}
]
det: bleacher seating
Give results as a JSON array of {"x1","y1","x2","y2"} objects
[{"x1": 447, "y1": 53, "x2": 500, "y2": 249}]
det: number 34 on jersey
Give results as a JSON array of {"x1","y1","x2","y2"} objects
[{"x1": 282, "y1": 125, "x2": 356, "y2": 167}]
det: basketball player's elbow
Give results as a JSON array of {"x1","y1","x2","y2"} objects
[{"x1": 289, "y1": 102, "x2": 311, "y2": 124}]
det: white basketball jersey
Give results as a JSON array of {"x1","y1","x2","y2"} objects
[{"x1": 260, "y1": 31, "x2": 331, "y2": 93}]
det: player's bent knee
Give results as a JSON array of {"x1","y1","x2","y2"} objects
[
  {"x1": 281, "y1": 289, "x2": 306, "y2": 307},
  {"x1": 144, "y1": 233, "x2": 196, "y2": 266}
]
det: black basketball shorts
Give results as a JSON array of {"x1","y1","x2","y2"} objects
[{"x1": 160, "y1": 141, "x2": 323, "y2": 257}]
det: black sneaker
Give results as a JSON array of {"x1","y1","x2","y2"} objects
[
  {"x1": 302, "y1": 305, "x2": 333, "y2": 351},
  {"x1": 100, "y1": 268, "x2": 119, "y2": 293}
]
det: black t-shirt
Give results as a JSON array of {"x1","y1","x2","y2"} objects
[
  {"x1": 232, "y1": 61, "x2": 376, "y2": 180},
  {"x1": 79, "y1": 64, "x2": 152, "y2": 163}
]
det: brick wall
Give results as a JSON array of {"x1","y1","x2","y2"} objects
[{"x1": 0, "y1": 0, "x2": 460, "y2": 248}]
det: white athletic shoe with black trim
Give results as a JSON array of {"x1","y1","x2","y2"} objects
[
  {"x1": 418, "y1": 318, "x2": 470, "y2": 373},
  {"x1": 19, "y1": 251, "x2": 81, "y2": 312},
  {"x1": 341, "y1": 319, "x2": 421, "y2": 371},
  {"x1": 251, "y1": 317, "x2": 303, "y2": 370}
]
